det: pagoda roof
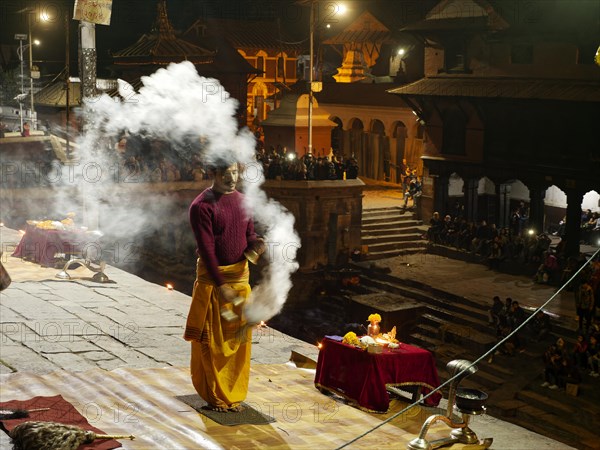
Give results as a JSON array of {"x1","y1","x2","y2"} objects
[
  {"x1": 112, "y1": 0, "x2": 214, "y2": 65},
  {"x1": 401, "y1": 0, "x2": 509, "y2": 33},
  {"x1": 388, "y1": 77, "x2": 600, "y2": 102},
  {"x1": 323, "y1": 11, "x2": 395, "y2": 45},
  {"x1": 185, "y1": 19, "x2": 303, "y2": 54}
]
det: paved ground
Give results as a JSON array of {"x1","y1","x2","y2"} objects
[{"x1": 0, "y1": 186, "x2": 590, "y2": 449}]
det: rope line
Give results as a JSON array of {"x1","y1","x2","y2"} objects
[{"x1": 335, "y1": 247, "x2": 600, "y2": 449}]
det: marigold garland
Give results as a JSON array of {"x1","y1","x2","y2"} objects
[
  {"x1": 368, "y1": 313, "x2": 381, "y2": 323},
  {"x1": 342, "y1": 331, "x2": 359, "y2": 346}
]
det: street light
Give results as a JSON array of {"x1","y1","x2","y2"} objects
[
  {"x1": 14, "y1": 34, "x2": 40, "y2": 133},
  {"x1": 14, "y1": 34, "x2": 27, "y2": 132},
  {"x1": 300, "y1": 0, "x2": 345, "y2": 155}
]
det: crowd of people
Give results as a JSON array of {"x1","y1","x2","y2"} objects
[
  {"x1": 487, "y1": 296, "x2": 545, "y2": 359},
  {"x1": 424, "y1": 203, "x2": 600, "y2": 286},
  {"x1": 487, "y1": 292, "x2": 600, "y2": 392},
  {"x1": 425, "y1": 213, "x2": 556, "y2": 269},
  {"x1": 255, "y1": 147, "x2": 359, "y2": 181},
  {"x1": 541, "y1": 326, "x2": 600, "y2": 390},
  {"x1": 104, "y1": 134, "x2": 361, "y2": 184}
]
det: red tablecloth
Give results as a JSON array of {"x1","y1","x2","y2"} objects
[
  {"x1": 315, "y1": 337, "x2": 442, "y2": 412},
  {"x1": 12, "y1": 224, "x2": 93, "y2": 267},
  {"x1": 0, "y1": 395, "x2": 121, "y2": 450}
]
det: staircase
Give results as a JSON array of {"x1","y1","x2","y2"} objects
[
  {"x1": 361, "y1": 207, "x2": 427, "y2": 259},
  {"x1": 348, "y1": 265, "x2": 600, "y2": 450}
]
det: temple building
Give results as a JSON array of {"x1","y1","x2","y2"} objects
[
  {"x1": 182, "y1": 19, "x2": 302, "y2": 127},
  {"x1": 107, "y1": 1, "x2": 258, "y2": 126},
  {"x1": 389, "y1": 0, "x2": 600, "y2": 255}
]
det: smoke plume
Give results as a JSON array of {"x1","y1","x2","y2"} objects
[{"x1": 81, "y1": 61, "x2": 300, "y2": 321}]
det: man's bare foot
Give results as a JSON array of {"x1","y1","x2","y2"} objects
[{"x1": 204, "y1": 404, "x2": 243, "y2": 413}]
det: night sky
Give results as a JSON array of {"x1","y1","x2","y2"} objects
[
  {"x1": 0, "y1": 0, "x2": 436, "y2": 77},
  {"x1": 0, "y1": 1, "x2": 598, "y2": 78}
]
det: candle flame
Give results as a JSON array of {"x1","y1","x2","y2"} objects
[
  {"x1": 166, "y1": 283, "x2": 174, "y2": 290},
  {"x1": 0, "y1": 222, "x2": 4, "y2": 227},
  {"x1": 317, "y1": 342, "x2": 323, "y2": 349},
  {"x1": 19, "y1": 229, "x2": 26, "y2": 235}
]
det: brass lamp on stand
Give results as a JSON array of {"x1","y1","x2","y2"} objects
[{"x1": 407, "y1": 359, "x2": 493, "y2": 450}]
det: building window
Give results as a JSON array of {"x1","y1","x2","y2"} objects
[
  {"x1": 511, "y1": 44, "x2": 533, "y2": 64},
  {"x1": 444, "y1": 40, "x2": 467, "y2": 73},
  {"x1": 277, "y1": 57, "x2": 285, "y2": 79},
  {"x1": 257, "y1": 56, "x2": 265, "y2": 77}
]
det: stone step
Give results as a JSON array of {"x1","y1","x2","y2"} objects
[
  {"x1": 362, "y1": 231, "x2": 424, "y2": 241},
  {"x1": 493, "y1": 399, "x2": 528, "y2": 417},
  {"x1": 362, "y1": 234, "x2": 425, "y2": 250},
  {"x1": 357, "y1": 277, "x2": 492, "y2": 333},
  {"x1": 527, "y1": 375, "x2": 600, "y2": 423},
  {"x1": 361, "y1": 225, "x2": 423, "y2": 237},
  {"x1": 362, "y1": 206, "x2": 405, "y2": 215},
  {"x1": 409, "y1": 332, "x2": 442, "y2": 354},
  {"x1": 364, "y1": 239, "x2": 428, "y2": 252},
  {"x1": 514, "y1": 403, "x2": 598, "y2": 449},
  {"x1": 364, "y1": 246, "x2": 427, "y2": 260},
  {"x1": 515, "y1": 390, "x2": 575, "y2": 416},
  {"x1": 362, "y1": 216, "x2": 419, "y2": 226},
  {"x1": 421, "y1": 313, "x2": 496, "y2": 354},
  {"x1": 353, "y1": 268, "x2": 489, "y2": 312}
]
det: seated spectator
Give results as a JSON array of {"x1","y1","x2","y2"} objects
[
  {"x1": 541, "y1": 338, "x2": 567, "y2": 389},
  {"x1": 402, "y1": 178, "x2": 422, "y2": 209},
  {"x1": 439, "y1": 215, "x2": 457, "y2": 245},
  {"x1": 572, "y1": 334, "x2": 588, "y2": 370},
  {"x1": 508, "y1": 300, "x2": 527, "y2": 351},
  {"x1": 488, "y1": 237, "x2": 503, "y2": 270},
  {"x1": 587, "y1": 335, "x2": 599, "y2": 376},
  {"x1": 488, "y1": 296, "x2": 504, "y2": 327},
  {"x1": 558, "y1": 358, "x2": 582, "y2": 390},
  {"x1": 529, "y1": 311, "x2": 551, "y2": 342},
  {"x1": 471, "y1": 220, "x2": 493, "y2": 256},
  {"x1": 426, "y1": 212, "x2": 443, "y2": 243},
  {"x1": 534, "y1": 251, "x2": 559, "y2": 284}
]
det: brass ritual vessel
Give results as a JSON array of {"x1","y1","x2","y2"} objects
[{"x1": 407, "y1": 359, "x2": 492, "y2": 450}]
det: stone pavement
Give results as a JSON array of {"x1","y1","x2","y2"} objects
[{"x1": 0, "y1": 226, "x2": 318, "y2": 376}]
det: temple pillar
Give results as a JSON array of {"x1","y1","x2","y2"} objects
[
  {"x1": 464, "y1": 178, "x2": 480, "y2": 223},
  {"x1": 433, "y1": 174, "x2": 450, "y2": 215},
  {"x1": 498, "y1": 183, "x2": 512, "y2": 229},
  {"x1": 564, "y1": 188, "x2": 584, "y2": 257},
  {"x1": 528, "y1": 186, "x2": 547, "y2": 235}
]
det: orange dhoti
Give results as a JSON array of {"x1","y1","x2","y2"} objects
[{"x1": 184, "y1": 259, "x2": 252, "y2": 409}]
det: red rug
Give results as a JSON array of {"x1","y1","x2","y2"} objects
[{"x1": 0, "y1": 395, "x2": 121, "y2": 449}]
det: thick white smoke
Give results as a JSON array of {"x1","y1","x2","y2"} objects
[{"x1": 81, "y1": 61, "x2": 300, "y2": 321}]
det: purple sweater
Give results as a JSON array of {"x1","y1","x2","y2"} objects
[{"x1": 189, "y1": 188, "x2": 256, "y2": 286}]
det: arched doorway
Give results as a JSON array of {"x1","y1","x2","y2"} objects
[
  {"x1": 392, "y1": 121, "x2": 407, "y2": 183},
  {"x1": 330, "y1": 116, "x2": 343, "y2": 157},
  {"x1": 370, "y1": 119, "x2": 386, "y2": 181},
  {"x1": 349, "y1": 118, "x2": 364, "y2": 176}
]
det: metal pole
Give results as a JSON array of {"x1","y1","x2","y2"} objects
[
  {"x1": 28, "y1": 13, "x2": 35, "y2": 130},
  {"x1": 308, "y1": 1, "x2": 314, "y2": 155},
  {"x1": 18, "y1": 40, "x2": 24, "y2": 132},
  {"x1": 65, "y1": 11, "x2": 70, "y2": 157}
]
